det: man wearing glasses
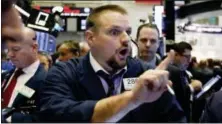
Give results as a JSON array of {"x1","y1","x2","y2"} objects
[{"x1": 167, "y1": 41, "x2": 202, "y2": 122}]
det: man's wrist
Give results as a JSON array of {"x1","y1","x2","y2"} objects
[{"x1": 123, "y1": 91, "x2": 141, "y2": 110}]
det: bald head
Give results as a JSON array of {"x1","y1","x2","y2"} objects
[
  {"x1": 22, "y1": 27, "x2": 36, "y2": 44},
  {"x1": 6, "y1": 27, "x2": 39, "y2": 68}
]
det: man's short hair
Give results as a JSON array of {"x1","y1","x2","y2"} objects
[
  {"x1": 56, "y1": 43, "x2": 62, "y2": 51},
  {"x1": 38, "y1": 51, "x2": 52, "y2": 68},
  {"x1": 207, "y1": 58, "x2": 214, "y2": 68},
  {"x1": 173, "y1": 41, "x2": 192, "y2": 55},
  {"x1": 62, "y1": 40, "x2": 80, "y2": 54},
  {"x1": 86, "y1": 4, "x2": 128, "y2": 31},
  {"x1": 2, "y1": 0, "x2": 16, "y2": 14},
  {"x1": 136, "y1": 23, "x2": 160, "y2": 40}
]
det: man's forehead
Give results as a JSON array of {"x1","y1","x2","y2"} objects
[
  {"x1": 98, "y1": 11, "x2": 130, "y2": 27},
  {"x1": 140, "y1": 27, "x2": 158, "y2": 35},
  {"x1": 139, "y1": 28, "x2": 158, "y2": 39}
]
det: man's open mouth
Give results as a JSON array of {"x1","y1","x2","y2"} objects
[{"x1": 118, "y1": 48, "x2": 129, "y2": 59}]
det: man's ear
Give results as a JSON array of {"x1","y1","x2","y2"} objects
[
  {"x1": 85, "y1": 30, "x2": 95, "y2": 48},
  {"x1": 32, "y1": 42, "x2": 38, "y2": 52}
]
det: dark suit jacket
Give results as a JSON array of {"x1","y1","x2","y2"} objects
[
  {"x1": 212, "y1": 68, "x2": 222, "y2": 92},
  {"x1": 167, "y1": 64, "x2": 191, "y2": 121},
  {"x1": 200, "y1": 91, "x2": 222, "y2": 122},
  {"x1": 1, "y1": 64, "x2": 47, "y2": 122},
  {"x1": 38, "y1": 54, "x2": 186, "y2": 122}
]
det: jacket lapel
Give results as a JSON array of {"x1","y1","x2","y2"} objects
[
  {"x1": 79, "y1": 54, "x2": 107, "y2": 100},
  {"x1": 79, "y1": 56, "x2": 145, "y2": 98},
  {"x1": 122, "y1": 57, "x2": 145, "y2": 92},
  {"x1": 12, "y1": 65, "x2": 45, "y2": 107},
  {"x1": 124, "y1": 57, "x2": 144, "y2": 78}
]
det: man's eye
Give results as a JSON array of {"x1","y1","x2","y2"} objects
[
  {"x1": 11, "y1": 48, "x2": 21, "y2": 52},
  {"x1": 140, "y1": 38, "x2": 147, "y2": 43},
  {"x1": 109, "y1": 29, "x2": 121, "y2": 36},
  {"x1": 150, "y1": 39, "x2": 157, "y2": 44},
  {"x1": 126, "y1": 30, "x2": 131, "y2": 35}
]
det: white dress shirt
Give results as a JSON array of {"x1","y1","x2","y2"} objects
[
  {"x1": 3, "y1": 60, "x2": 40, "y2": 107},
  {"x1": 89, "y1": 53, "x2": 127, "y2": 95}
]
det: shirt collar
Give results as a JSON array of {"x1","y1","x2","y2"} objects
[
  {"x1": 89, "y1": 52, "x2": 127, "y2": 75},
  {"x1": 21, "y1": 60, "x2": 40, "y2": 74}
]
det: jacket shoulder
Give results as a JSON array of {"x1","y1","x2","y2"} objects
[
  {"x1": 167, "y1": 65, "x2": 181, "y2": 73},
  {"x1": 47, "y1": 57, "x2": 83, "y2": 82},
  {"x1": 127, "y1": 57, "x2": 153, "y2": 70}
]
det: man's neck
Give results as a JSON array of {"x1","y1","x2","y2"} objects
[
  {"x1": 23, "y1": 58, "x2": 38, "y2": 69},
  {"x1": 90, "y1": 53, "x2": 112, "y2": 74},
  {"x1": 172, "y1": 62, "x2": 186, "y2": 71},
  {"x1": 90, "y1": 53, "x2": 125, "y2": 75},
  {"x1": 147, "y1": 56, "x2": 155, "y2": 62},
  {"x1": 139, "y1": 55, "x2": 155, "y2": 62}
]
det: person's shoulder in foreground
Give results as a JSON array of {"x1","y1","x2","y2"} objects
[{"x1": 200, "y1": 91, "x2": 222, "y2": 123}]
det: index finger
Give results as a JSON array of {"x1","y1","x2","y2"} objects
[{"x1": 155, "y1": 50, "x2": 175, "y2": 70}]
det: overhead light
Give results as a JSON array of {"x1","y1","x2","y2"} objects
[
  {"x1": 84, "y1": 8, "x2": 90, "y2": 13},
  {"x1": 52, "y1": 6, "x2": 63, "y2": 14}
]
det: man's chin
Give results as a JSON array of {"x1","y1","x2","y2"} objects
[
  {"x1": 11, "y1": 61, "x2": 18, "y2": 66},
  {"x1": 118, "y1": 60, "x2": 127, "y2": 68},
  {"x1": 107, "y1": 59, "x2": 126, "y2": 71},
  {"x1": 140, "y1": 55, "x2": 152, "y2": 61}
]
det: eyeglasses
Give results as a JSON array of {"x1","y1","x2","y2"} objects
[{"x1": 181, "y1": 54, "x2": 191, "y2": 60}]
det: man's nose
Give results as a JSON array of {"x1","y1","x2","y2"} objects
[
  {"x1": 7, "y1": 50, "x2": 14, "y2": 58},
  {"x1": 120, "y1": 32, "x2": 130, "y2": 46},
  {"x1": 146, "y1": 41, "x2": 151, "y2": 48}
]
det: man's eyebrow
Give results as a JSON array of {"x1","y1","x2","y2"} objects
[
  {"x1": 109, "y1": 25, "x2": 122, "y2": 29},
  {"x1": 109, "y1": 26, "x2": 132, "y2": 31},
  {"x1": 11, "y1": 46, "x2": 21, "y2": 49},
  {"x1": 2, "y1": 36, "x2": 17, "y2": 42},
  {"x1": 140, "y1": 38, "x2": 148, "y2": 41},
  {"x1": 127, "y1": 27, "x2": 132, "y2": 30}
]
